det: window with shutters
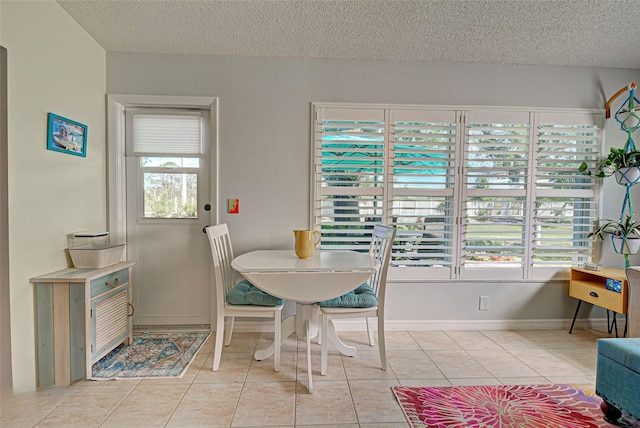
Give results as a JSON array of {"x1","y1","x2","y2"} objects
[
  {"x1": 312, "y1": 104, "x2": 603, "y2": 281},
  {"x1": 390, "y1": 109, "x2": 458, "y2": 280},
  {"x1": 532, "y1": 113, "x2": 600, "y2": 275},
  {"x1": 313, "y1": 108, "x2": 386, "y2": 250},
  {"x1": 461, "y1": 111, "x2": 530, "y2": 278},
  {"x1": 125, "y1": 109, "x2": 206, "y2": 219}
]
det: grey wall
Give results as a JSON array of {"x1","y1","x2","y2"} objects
[{"x1": 107, "y1": 53, "x2": 640, "y2": 327}]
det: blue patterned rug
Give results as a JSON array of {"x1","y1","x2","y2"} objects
[{"x1": 92, "y1": 331, "x2": 211, "y2": 380}]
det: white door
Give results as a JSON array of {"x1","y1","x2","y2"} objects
[{"x1": 125, "y1": 108, "x2": 213, "y2": 326}]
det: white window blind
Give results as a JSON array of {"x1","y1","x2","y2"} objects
[
  {"x1": 390, "y1": 109, "x2": 458, "y2": 278},
  {"x1": 461, "y1": 111, "x2": 530, "y2": 277},
  {"x1": 314, "y1": 108, "x2": 386, "y2": 249},
  {"x1": 312, "y1": 103, "x2": 603, "y2": 281},
  {"x1": 531, "y1": 112, "x2": 601, "y2": 276},
  {"x1": 127, "y1": 110, "x2": 204, "y2": 156}
]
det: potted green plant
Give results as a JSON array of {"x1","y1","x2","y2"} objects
[
  {"x1": 589, "y1": 214, "x2": 640, "y2": 255},
  {"x1": 579, "y1": 147, "x2": 640, "y2": 184}
]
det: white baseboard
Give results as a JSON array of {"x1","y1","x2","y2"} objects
[
  {"x1": 136, "y1": 315, "x2": 208, "y2": 325},
  {"x1": 217, "y1": 318, "x2": 622, "y2": 333},
  {"x1": 134, "y1": 324, "x2": 210, "y2": 333}
]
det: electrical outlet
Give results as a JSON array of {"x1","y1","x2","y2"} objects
[{"x1": 479, "y1": 296, "x2": 489, "y2": 311}]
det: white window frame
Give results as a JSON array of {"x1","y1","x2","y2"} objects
[
  {"x1": 125, "y1": 108, "x2": 209, "y2": 221},
  {"x1": 311, "y1": 102, "x2": 604, "y2": 282}
]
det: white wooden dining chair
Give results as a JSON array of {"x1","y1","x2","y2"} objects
[
  {"x1": 205, "y1": 224, "x2": 284, "y2": 372},
  {"x1": 318, "y1": 224, "x2": 396, "y2": 375}
]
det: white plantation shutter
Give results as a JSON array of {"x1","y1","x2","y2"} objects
[
  {"x1": 531, "y1": 112, "x2": 601, "y2": 276},
  {"x1": 390, "y1": 109, "x2": 458, "y2": 279},
  {"x1": 127, "y1": 109, "x2": 205, "y2": 156},
  {"x1": 314, "y1": 108, "x2": 386, "y2": 249},
  {"x1": 312, "y1": 103, "x2": 603, "y2": 280},
  {"x1": 461, "y1": 111, "x2": 530, "y2": 277}
]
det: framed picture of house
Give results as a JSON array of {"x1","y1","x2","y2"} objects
[{"x1": 46, "y1": 113, "x2": 88, "y2": 157}]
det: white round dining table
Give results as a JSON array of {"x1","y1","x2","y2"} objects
[
  {"x1": 231, "y1": 249, "x2": 375, "y2": 302},
  {"x1": 231, "y1": 249, "x2": 376, "y2": 392}
]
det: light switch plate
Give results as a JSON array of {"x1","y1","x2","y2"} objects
[{"x1": 228, "y1": 199, "x2": 239, "y2": 214}]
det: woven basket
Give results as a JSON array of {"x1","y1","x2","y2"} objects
[{"x1": 69, "y1": 244, "x2": 125, "y2": 268}]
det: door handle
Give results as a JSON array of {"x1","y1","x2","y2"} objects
[{"x1": 589, "y1": 291, "x2": 599, "y2": 298}]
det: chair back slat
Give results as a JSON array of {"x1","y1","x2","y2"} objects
[
  {"x1": 368, "y1": 225, "x2": 396, "y2": 302},
  {"x1": 205, "y1": 224, "x2": 237, "y2": 310}
]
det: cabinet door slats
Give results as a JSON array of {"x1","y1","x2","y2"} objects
[{"x1": 95, "y1": 291, "x2": 128, "y2": 351}]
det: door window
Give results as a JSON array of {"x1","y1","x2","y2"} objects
[
  {"x1": 126, "y1": 109, "x2": 207, "y2": 221},
  {"x1": 140, "y1": 157, "x2": 199, "y2": 219}
]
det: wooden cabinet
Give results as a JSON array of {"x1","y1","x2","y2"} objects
[
  {"x1": 569, "y1": 267, "x2": 628, "y2": 334},
  {"x1": 31, "y1": 262, "x2": 135, "y2": 388}
]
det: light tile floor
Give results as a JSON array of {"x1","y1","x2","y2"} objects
[{"x1": 1, "y1": 328, "x2": 612, "y2": 427}]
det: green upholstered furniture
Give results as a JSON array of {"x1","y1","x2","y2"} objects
[
  {"x1": 226, "y1": 279, "x2": 284, "y2": 306},
  {"x1": 319, "y1": 284, "x2": 377, "y2": 308},
  {"x1": 595, "y1": 266, "x2": 640, "y2": 423}
]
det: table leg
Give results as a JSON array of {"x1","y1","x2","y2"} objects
[
  {"x1": 568, "y1": 300, "x2": 582, "y2": 334},
  {"x1": 306, "y1": 319, "x2": 313, "y2": 393},
  {"x1": 326, "y1": 319, "x2": 357, "y2": 357},
  {"x1": 296, "y1": 303, "x2": 319, "y2": 339},
  {"x1": 254, "y1": 304, "x2": 320, "y2": 361},
  {"x1": 254, "y1": 315, "x2": 295, "y2": 361},
  {"x1": 293, "y1": 303, "x2": 317, "y2": 393}
]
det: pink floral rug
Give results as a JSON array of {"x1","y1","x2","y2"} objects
[{"x1": 392, "y1": 384, "x2": 640, "y2": 428}]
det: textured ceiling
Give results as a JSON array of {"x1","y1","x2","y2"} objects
[{"x1": 56, "y1": 0, "x2": 640, "y2": 69}]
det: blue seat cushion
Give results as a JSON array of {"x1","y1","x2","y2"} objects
[
  {"x1": 319, "y1": 284, "x2": 378, "y2": 308},
  {"x1": 226, "y1": 279, "x2": 284, "y2": 306},
  {"x1": 597, "y1": 338, "x2": 640, "y2": 374}
]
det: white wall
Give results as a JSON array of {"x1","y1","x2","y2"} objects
[
  {"x1": 1, "y1": 45, "x2": 11, "y2": 398},
  {"x1": 106, "y1": 53, "x2": 640, "y2": 326},
  {"x1": 0, "y1": 0, "x2": 106, "y2": 393}
]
